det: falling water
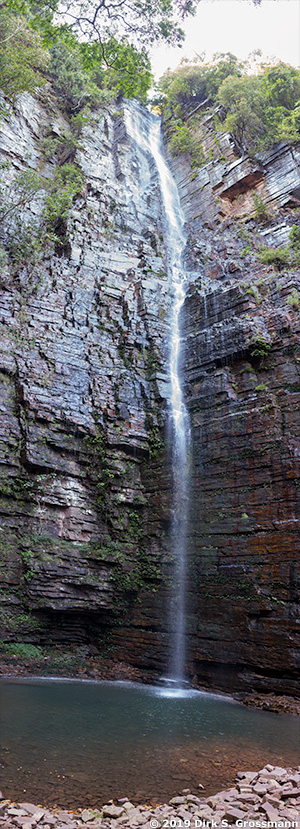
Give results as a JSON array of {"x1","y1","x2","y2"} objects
[{"x1": 124, "y1": 102, "x2": 190, "y2": 685}]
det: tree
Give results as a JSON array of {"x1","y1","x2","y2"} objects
[
  {"x1": 39, "y1": 0, "x2": 196, "y2": 50},
  {"x1": 156, "y1": 54, "x2": 243, "y2": 120},
  {"x1": 81, "y1": 38, "x2": 152, "y2": 101},
  {"x1": 0, "y1": 11, "x2": 48, "y2": 99},
  {"x1": 217, "y1": 74, "x2": 267, "y2": 154},
  {"x1": 218, "y1": 62, "x2": 300, "y2": 154}
]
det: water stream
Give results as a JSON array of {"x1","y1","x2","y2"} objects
[{"x1": 124, "y1": 102, "x2": 190, "y2": 685}]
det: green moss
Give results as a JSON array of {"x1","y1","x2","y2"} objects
[
  {"x1": 250, "y1": 336, "x2": 271, "y2": 359},
  {"x1": 148, "y1": 426, "x2": 163, "y2": 458}
]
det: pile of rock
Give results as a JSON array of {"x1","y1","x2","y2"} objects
[{"x1": 1, "y1": 765, "x2": 299, "y2": 828}]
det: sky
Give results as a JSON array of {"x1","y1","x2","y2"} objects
[{"x1": 150, "y1": 0, "x2": 300, "y2": 81}]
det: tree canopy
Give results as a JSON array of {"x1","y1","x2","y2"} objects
[
  {"x1": 0, "y1": 0, "x2": 275, "y2": 108},
  {"x1": 50, "y1": 0, "x2": 196, "y2": 50},
  {"x1": 156, "y1": 55, "x2": 300, "y2": 164}
]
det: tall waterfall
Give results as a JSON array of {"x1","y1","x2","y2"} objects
[{"x1": 124, "y1": 102, "x2": 190, "y2": 685}]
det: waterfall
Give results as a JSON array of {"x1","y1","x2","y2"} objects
[{"x1": 124, "y1": 102, "x2": 190, "y2": 685}]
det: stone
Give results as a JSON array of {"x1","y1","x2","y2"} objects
[
  {"x1": 168, "y1": 797, "x2": 186, "y2": 806},
  {"x1": 259, "y1": 802, "x2": 280, "y2": 820},
  {"x1": 81, "y1": 813, "x2": 98, "y2": 823},
  {"x1": 221, "y1": 807, "x2": 250, "y2": 822},
  {"x1": 17, "y1": 810, "x2": 39, "y2": 817},
  {"x1": 253, "y1": 784, "x2": 268, "y2": 795},
  {"x1": 7, "y1": 812, "x2": 27, "y2": 819},
  {"x1": 101, "y1": 807, "x2": 124, "y2": 819}
]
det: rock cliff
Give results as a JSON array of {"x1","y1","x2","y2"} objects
[
  {"x1": 0, "y1": 91, "x2": 300, "y2": 694},
  {"x1": 0, "y1": 95, "x2": 175, "y2": 669},
  {"x1": 169, "y1": 129, "x2": 300, "y2": 694}
]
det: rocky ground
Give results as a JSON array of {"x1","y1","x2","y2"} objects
[{"x1": 1, "y1": 766, "x2": 300, "y2": 828}]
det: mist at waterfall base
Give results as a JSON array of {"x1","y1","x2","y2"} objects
[
  {"x1": 1, "y1": 678, "x2": 300, "y2": 808},
  {"x1": 124, "y1": 101, "x2": 190, "y2": 687}
]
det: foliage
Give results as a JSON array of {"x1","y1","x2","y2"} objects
[
  {"x1": 0, "y1": 0, "x2": 159, "y2": 108},
  {"x1": 49, "y1": 41, "x2": 102, "y2": 112},
  {"x1": 250, "y1": 336, "x2": 271, "y2": 359},
  {"x1": 43, "y1": 162, "x2": 84, "y2": 234},
  {"x1": 2, "y1": 642, "x2": 43, "y2": 659},
  {"x1": 289, "y1": 224, "x2": 300, "y2": 267},
  {"x1": 290, "y1": 224, "x2": 300, "y2": 251},
  {"x1": 156, "y1": 55, "x2": 243, "y2": 167},
  {"x1": 156, "y1": 55, "x2": 300, "y2": 165},
  {"x1": 0, "y1": 11, "x2": 49, "y2": 100},
  {"x1": 21, "y1": 548, "x2": 34, "y2": 581},
  {"x1": 252, "y1": 193, "x2": 272, "y2": 225},
  {"x1": 156, "y1": 53, "x2": 242, "y2": 120},
  {"x1": 50, "y1": 0, "x2": 194, "y2": 51},
  {"x1": 80, "y1": 38, "x2": 152, "y2": 103},
  {"x1": 41, "y1": 128, "x2": 80, "y2": 163},
  {"x1": 258, "y1": 245, "x2": 291, "y2": 270},
  {"x1": 217, "y1": 61, "x2": 300, "y2": 155},
  {"x1": 218, "y1": 73, "x2": 269, "y2": 154},
  {"x1": 0, "y1": 169, "x2": 47, "y2": 274},
  {"x1": 168, "y1": 121, "x2": 205, "y2": 167},
  {"x1": 0, "y1": 162, "x2": 84, "y2": 279},
  {"x1": 286, "y1": 289, "x2": 300, "y2": 310}
]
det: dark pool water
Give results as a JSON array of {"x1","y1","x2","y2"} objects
[{"x1": 0, "y1": 678, "x2": 299, "y2": 808}]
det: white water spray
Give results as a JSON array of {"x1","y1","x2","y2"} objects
[{"x1": 124, "y1": 102, "x2": 190, "y2": 685}]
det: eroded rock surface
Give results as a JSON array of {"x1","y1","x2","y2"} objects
[
  {"x1": 0, "y1": 96, "x2": 175, "y2": 667},
  {"x1": 0, "y1": 91, "x2": 300, "y2": 694},
  {"x1": 170, "y1": 128, "x2": 300, "y2": 693}
]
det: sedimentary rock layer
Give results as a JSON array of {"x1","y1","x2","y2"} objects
[{"x1": 1, "y1": 91, "x2": 300, "y2": 694}]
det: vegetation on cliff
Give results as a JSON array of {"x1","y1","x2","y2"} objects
[
  {"x1": 0, "y1": 0, "x2": 197, "y2": 109},
  {"x1": 156, "y1": 54, "x2": 300, "y2": 165}
]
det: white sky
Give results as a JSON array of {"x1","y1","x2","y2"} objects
[{"x1": 150, "y1": 0, "x2": 300, "y2": 81}]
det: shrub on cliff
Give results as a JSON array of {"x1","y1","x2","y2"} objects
[
  {"x1": 49, "y1": 42, "x2": 103, "y2": 113},
  {"x1": 156, "y1": 56, "x2": 300, "y2": 165},
  {"x1": 0, "y1": 162, "x2": 84, "y2": 279},
  {"x1": 217, "y1": 62, "x2": 300, "y2": 154},
  {"x1": 156, "y1": 53, "x2": 242, "y2": 121},
  {"x1": 0, "y1": 11, "x2": 49, "y2": 100}
]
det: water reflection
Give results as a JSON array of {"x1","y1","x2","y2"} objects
[{"x1": 0, "y1": 678, "x2": 299, "y2": 808}]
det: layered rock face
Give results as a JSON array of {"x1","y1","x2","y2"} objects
[
  {"x1": 169, "y1": 134, "x2": 300, "y2": 693},
  {"x1": 1, "y1": 90, "x2": 300, "y2": 695},
  {"x1": 0, "y1": 96, "x2": 175, "y2": 667}
]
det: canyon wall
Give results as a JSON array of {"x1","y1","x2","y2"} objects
[
  {"x1": 0, "y1": 96, "x2": 175, "y2": 671},
  {"x1": 170, "y1": 132, "x2": 300, "y2": 693},
  {"x1": 0, "y1": 92, "x2": 300, "y2": 694}
]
